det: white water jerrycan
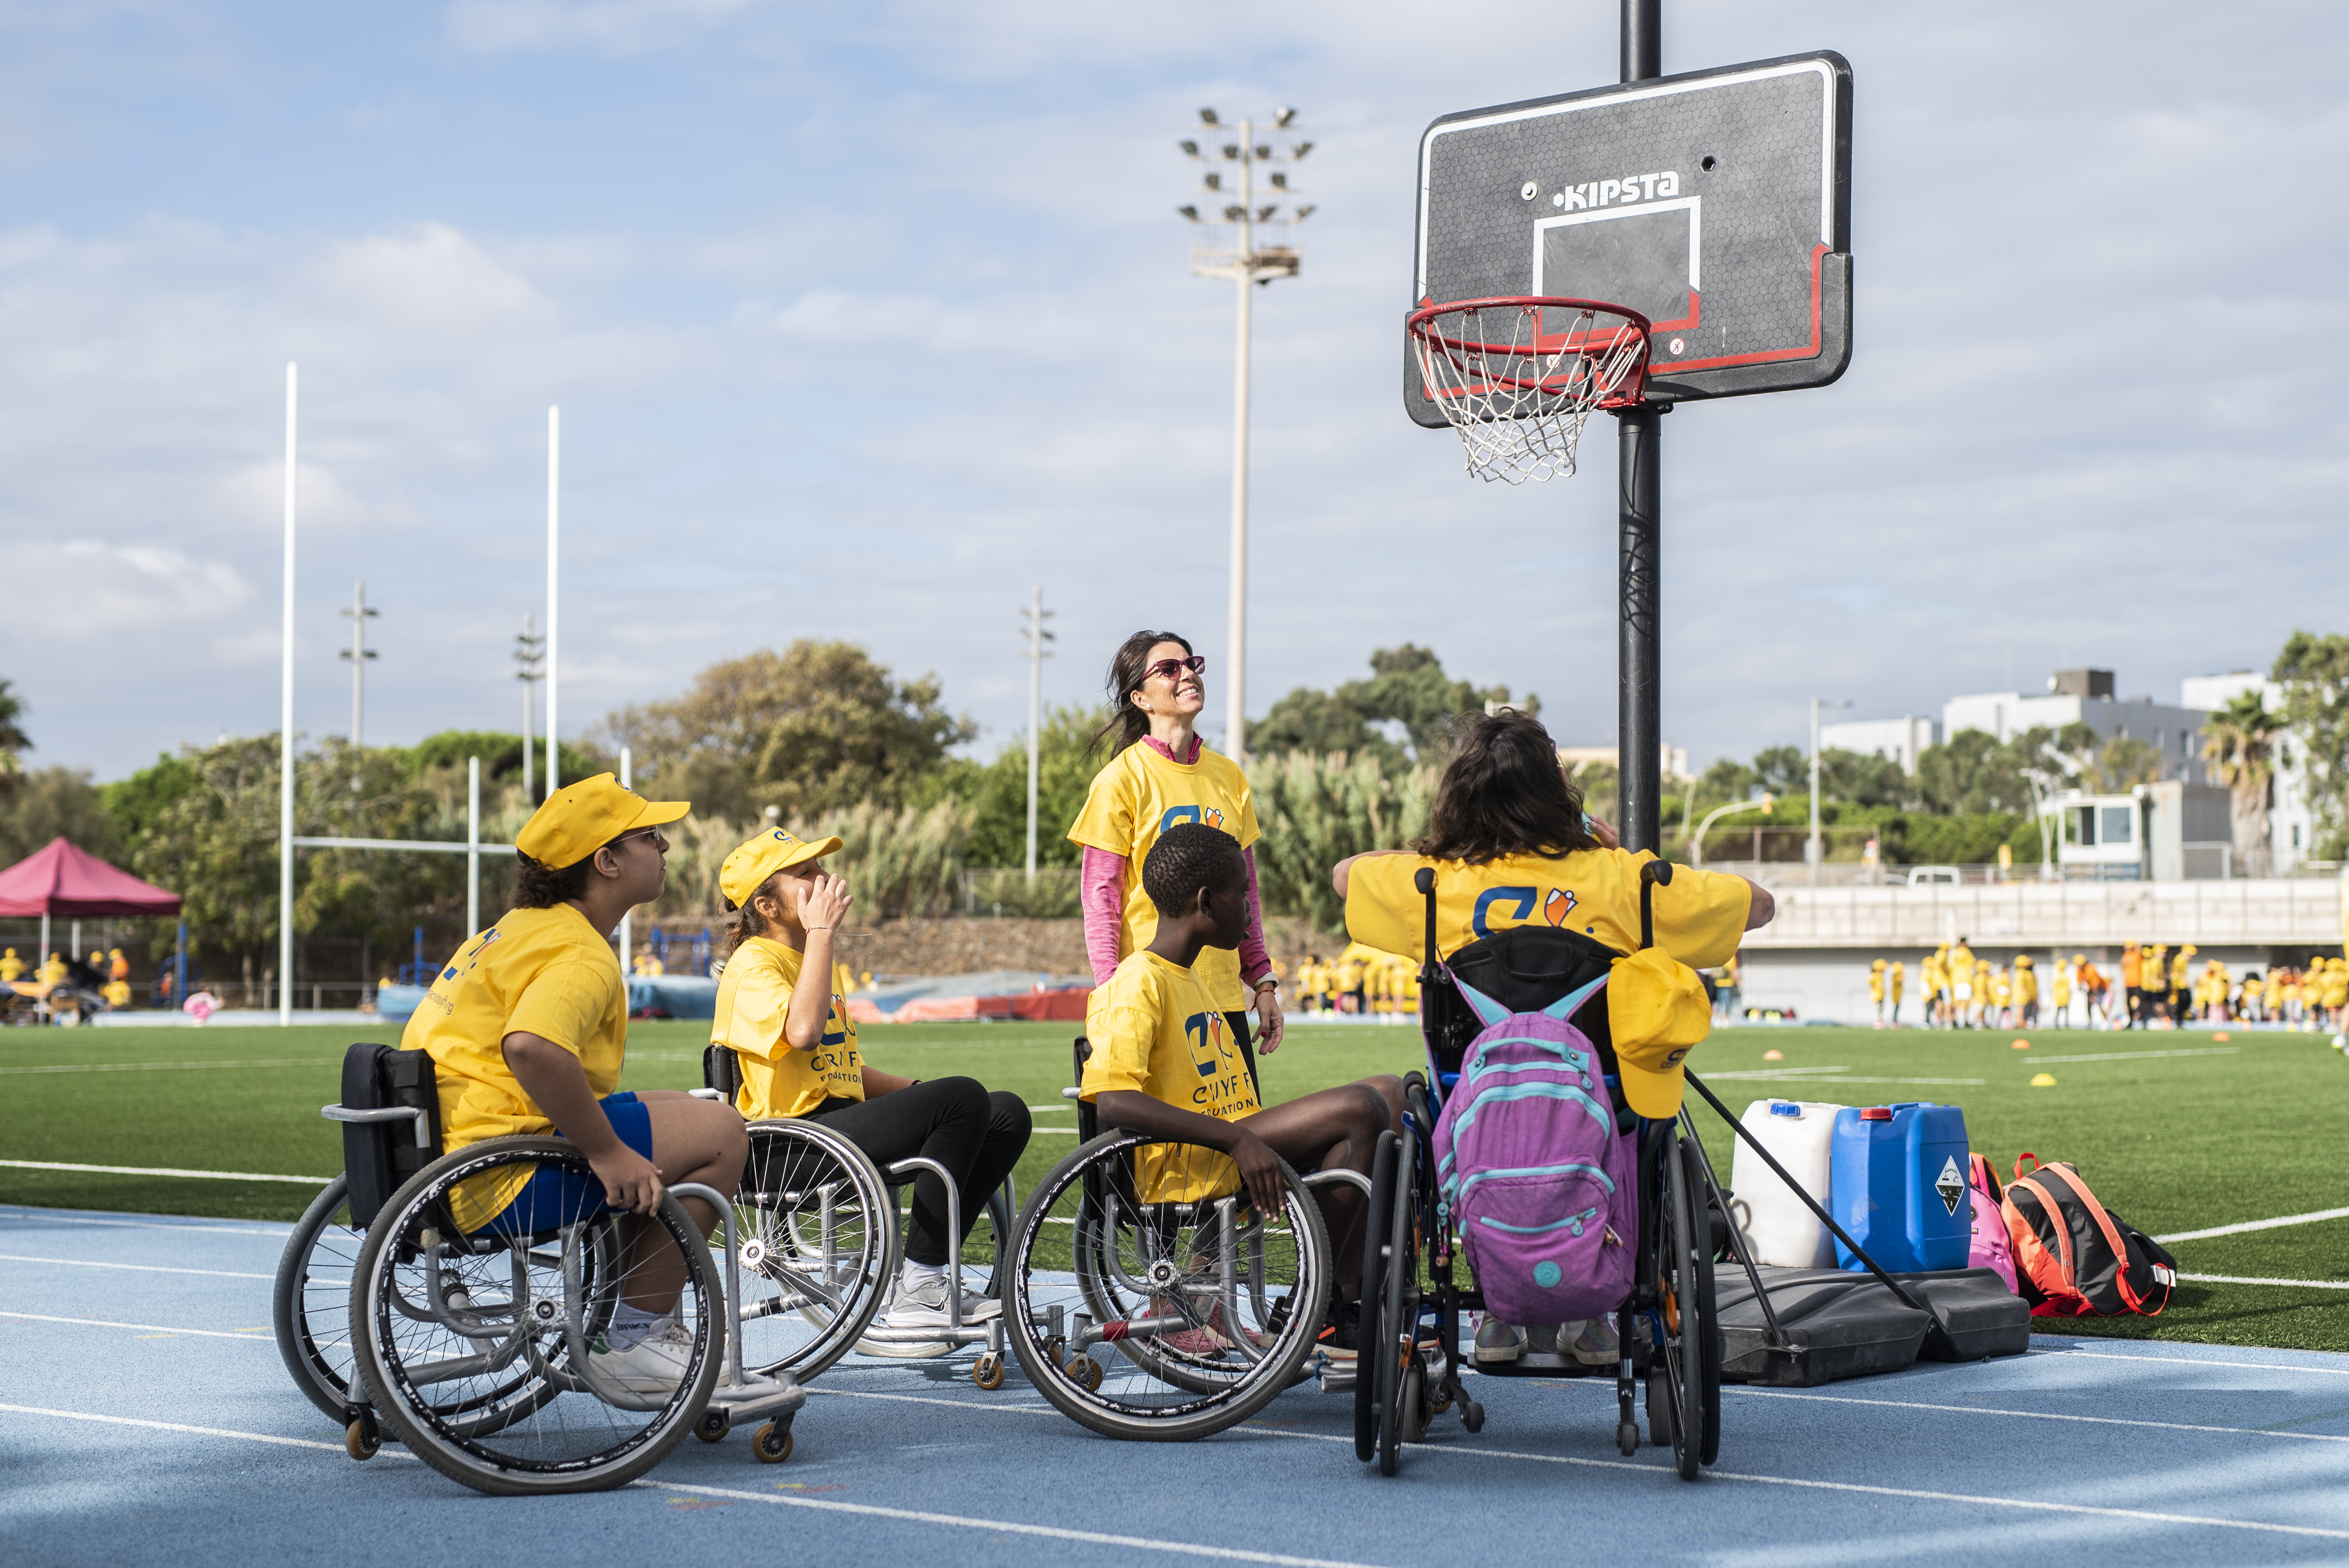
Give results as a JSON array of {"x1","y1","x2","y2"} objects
[{"x1": 1728, "y1": 1099, "x2": 1845, "y2": 1268}]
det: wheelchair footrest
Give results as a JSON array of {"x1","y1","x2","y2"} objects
[{"x1": 706, "y1": 1372, "x2": 805, "y2": 1425}]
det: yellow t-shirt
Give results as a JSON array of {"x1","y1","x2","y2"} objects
[
  {"x1": 710, "y1": 936, "x2": 864, "y2": 1120},
  {"x1": 1889, "y1": 962, "x2": 1905, "y2": 1000},
  {"x1": 1068, "y1": 741, "x2": 1262, "y2": 1011},
  {"x1": 1867, "y1": 970, "x2": 1885, "y2": 1002},
  {"x1": 0, "y1": 954, "x2": 20, "y2": 983},
  {"x1": 102, "y1": 979, "x2": 131, "y2": 1007},
  {"x1": 1081, "y1": 950, "x2": 1262, "y2": 1202},
  {"x1": 399, "y1": 904, "x2": 629, "y2": 1230},
  {"x1": 1342, "y1": 848, "x2": 1750, "y2": 968}
]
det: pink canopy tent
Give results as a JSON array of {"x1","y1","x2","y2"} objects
[{"x1": 0, "y1": 839, "x2": 183, "y2": 993}]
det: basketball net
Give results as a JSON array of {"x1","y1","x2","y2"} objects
[{"x1": 1407, "y1": 298, "x2": 1652, "y2": 484}]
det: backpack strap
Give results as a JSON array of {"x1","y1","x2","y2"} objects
[{"x1": 1450, "y1": 971, "x2": 1610, "y2": 1028}]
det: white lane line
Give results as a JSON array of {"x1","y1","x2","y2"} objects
[
  {"x1": 2180, "y1": 1274, "x2": 2349, "y2": 1291},
  {"x1": 637, "y1": 1479, "x2": 1395, "y2": 1568},
  {"x1": 2045, "y1": 1348, "x2": 2349, "y2": 1379},
  {"x1": 1703, "y1": 1067, "x2": 1852, "y2": 1080},
  {"x1": 808, "y1": 1387, "x2": 1053, "y2": 1414},
  {"x1": 0, "y1": 1160, "x2": 330, "y2": 1184},
  {"x1": 2158, "y1": 1206, "x2": 2349, "y2": 1243},
  {"x1": 0, "y1": 1310, "x2": 273, "y2": 1341},
  {"x1": 0, "y1": 1399, "x2": 1391, "y2": 1567},
  {"x1": 2022, "y1": 1047, "x2": 2240, "y2": 1065},
  {"x1": 1698, "y1": 1070, "x2": 1985, "y2": 1085},
  {"x1": 0, "y1": 1208, "x2": 288, "y2": 1237},
  {"x1": 0, "y1": 1403, "x2": 377, "y2": 1454},
  {"x1": 1727, "y1": 1385, "x2": 2349, "y2": 1443},
  {"x1": 0, "y1": 1059, "x2": 330, "y2": 1076},
  {"x1": 1244, "y1": 1427, "x2": 2349, "y2": 1542},
  {"x1": 0, "y1": 1253, "x2": 271, "y2": 1280}
]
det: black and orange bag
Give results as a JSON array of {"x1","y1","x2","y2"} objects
[{"x1": 2001, "y1": 1154, "x2": 2178, "y2": 1318}]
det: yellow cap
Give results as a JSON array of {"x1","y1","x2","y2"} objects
[
  {"x1": 1607, "y1": 947, "x2": 1712, "y2": 1118},
  {"x1": 719, "y1": 827, "x2": 845, "y2": 908},
  {"x1": 1871, "y1": 958, "x2": 1887, "y2": 969},
  {"x1": 516, "y1": 773, "x2": 690, "y2": 869},
  {"x1": 2016, "y1": 954, "x2": 2034, "y2": 967},
  {"x1": 2073, "y1": 954, "x2": 2086, "y2": 964}
]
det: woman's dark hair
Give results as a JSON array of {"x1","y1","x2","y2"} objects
[
  {"x1": 1090, "y1": 630, "x2": 1195, "y2": 756},
  {"x1": 1411, "y1": 709, "x2": 1599, "y2": 864},
  {"x1": 514, "y1": 852, "x2": 594, "y2": 909}
]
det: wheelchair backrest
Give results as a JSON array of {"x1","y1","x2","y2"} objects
[
  {"x1": 1071, "y1": 1036, "x2": 1098, "y2": 1142},
  {"x1": 1426, "y1": 926, "x2": 1623, "y2": 1084},
  {"x1": 703, "y1": 1044, "x2": 743, "y2": 1105},
  {"x1": 339, "y1": 1042, "x2": 443, "y2": 1228}
]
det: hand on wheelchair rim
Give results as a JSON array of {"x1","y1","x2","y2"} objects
[{"x1": 1231, "y1": 1128, "x2": 1287, "y2": 1220}]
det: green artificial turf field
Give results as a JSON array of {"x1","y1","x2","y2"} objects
[{"x1": 4, "y1": 1019, "x2": 2343, "y2": 1350}]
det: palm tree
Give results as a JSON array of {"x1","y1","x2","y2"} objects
[
  {"x1": 2202, "y1": 689, "x2": 2281, "y2": 876},
  {"x1": 0, "y1": 677, "x2": 27, "y2": 785}
]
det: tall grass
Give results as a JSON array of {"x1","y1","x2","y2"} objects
[
  {"x1": 651, "y1": 800, "x2": 976, "y2": 924},
  {"x1": 1250, "y1": 752, "x2": 1437, "y2": 929}
]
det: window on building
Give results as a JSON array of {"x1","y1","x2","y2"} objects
[
  {"x1": 2293, "y1": 824, "x2": 2303, "y2": 848},
  {"x1": 2100, "y1": 805, "x2": 2135, "y2": 846},
  {"x1": 2073, "y1": 806, "x2": 2096, "y2": 846}
]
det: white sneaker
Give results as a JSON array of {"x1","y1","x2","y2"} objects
[
  {"x1": 879, "y1": 1274, "x2": 1002, "y2": 1328},
  {"x1": 588, "y1": 1320, "x2": 699, "y2": 1395}
]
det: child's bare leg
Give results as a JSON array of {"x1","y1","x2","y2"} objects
[{"x1": 1241, "y1": 1075, "x2": 1404, "y2": 1300}]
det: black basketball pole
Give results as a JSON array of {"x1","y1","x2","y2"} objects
[{"x1": 1616, "y1": 0, "x2": 1665, "y2": 855}]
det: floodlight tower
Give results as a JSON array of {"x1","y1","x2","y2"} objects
[
  {"x1": 1019, "y1": 586, "x2": 1056, "y2": 883},
  {"x1": 515, "y1": 612, "x2": 546, "y2": 802},
  {"x1": 339, "y1": 581, "x2": 380, "y2": 752},
  {"x1": 1178, "y1": 107, "x2": 1313, "y2": 761}
]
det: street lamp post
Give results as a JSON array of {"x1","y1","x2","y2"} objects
[
  {"x1": 1810, "y1": 696, "x2": 1851, "y2": 886},
  {"x1": 1019, "y1": 586, "x2": 1055, "y2": 884},
  {"x1": 515, "y1": 612, "x2": 545, "y2": 803},
  {"x1": 1688, "y1": 794, "x2": 1773, "y2": 869},
  {"x1": 338, "y1": 581, "x2": 380, "y2": 753},
  {"x1": 1178, "y1": 109, "x2": 1313, "y2": 760}
]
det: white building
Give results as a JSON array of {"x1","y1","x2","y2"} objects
[
  {"x1": 2180, "y1": 670, "x2": 2315, "y2": 873},
  {"x1": 1942, "y1": 668, "x2": 2211, "y2": 787},
  {"x1": 1818, "y1": 715, "x2": 1939, "y2": 774}
]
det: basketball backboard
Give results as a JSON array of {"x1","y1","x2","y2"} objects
[{"x1": 1407, "y1": 51, "x2": 1851, "y2": 421}]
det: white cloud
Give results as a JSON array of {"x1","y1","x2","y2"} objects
[{"x1": 443, "y1": 0, "x2": 768, "y2": 56}]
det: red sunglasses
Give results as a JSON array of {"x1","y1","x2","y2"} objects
[{"x1": 1143, "y1": 655, "x2": 1206, "y2": 683}]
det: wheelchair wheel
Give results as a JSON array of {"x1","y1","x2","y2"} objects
[
  {"x1": 1372, "y1": 1132, "x2": 1419, "y2": 1476},
  {"x1": 734, "y1": 1119, "x2": 897, "y2": 1380},
  {"x1": 274, "y1": 1175, "x2": 363, "y2": 1421},
  {"x1": 1656, "y1": 1122, "x2": 1717, "y2": 1482},
  {"x1": 1004, "y1": 1131, "x2": 1330, "y2": 1442},
  {"x1": 1685, "y1": 1134, "x2": 1723, "y2": 1467},
  {"x1": 350, "y1": 1138, "x2": 722, "y2": 1495},
  {"x1": 1354, "y1": 1131, "x2": 1396, "y2": 1463}
]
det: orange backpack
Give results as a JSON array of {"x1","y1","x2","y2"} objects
[{"x1": 2001, "y1": 1155, "x2": 2177, "y2": 1318}]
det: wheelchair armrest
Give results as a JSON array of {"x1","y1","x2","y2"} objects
[
  {"x1": 322, "y1": 1102, "x2": 431, "y2": 1149},
  {"x1": 688, "y1": 1088, "x2": 726, "y2": 1102},
  {"x1": 1061, "y1": 1086, "x2": 1081, "y2": 1100}
]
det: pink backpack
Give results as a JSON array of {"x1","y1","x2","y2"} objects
[{"x1": 1967, "y1": 1153, "x2": 2017, "y2": 1292}]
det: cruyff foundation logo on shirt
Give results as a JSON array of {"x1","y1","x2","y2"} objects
[
  {"x1": 440, "y1": 928, "x2": 502, "y2": 984},
  {"x1": 1183, "y1": 1010, "x2": 1248, "y2": 1112},
  {"x1": 1157, "y1": 805, "x2": 1226, "y2": 833},
  {"x1": 1472, "y1": 886, "x2": 1576, "y2": 938}
]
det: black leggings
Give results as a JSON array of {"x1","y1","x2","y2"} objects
[{"x1": 811, "y1": 1078, "x2": 1031, "y2": 1267}]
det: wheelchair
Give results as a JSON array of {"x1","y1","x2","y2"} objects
[
  {"x1": 701, "y1": 1046, "x2": 1021, "y2": 1387},
  {"x1": 992, "y1": 1039, "x2": 1356, "y2": 1442},
  {"x1": 273, "y1": 1044, "x2": 803, "y2": 1495},
  {"x1": 1357, "y1": 861, "x2": 1725, "y2": 1479}
]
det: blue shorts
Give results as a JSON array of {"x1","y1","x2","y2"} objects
[{"x1": 479, "y1": 1092, "x2": 656, "y2": 1235}]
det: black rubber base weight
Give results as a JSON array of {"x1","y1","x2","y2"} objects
[{"x1": 1715, "y1": 1266, "x2": 2031, "y2": 1388}]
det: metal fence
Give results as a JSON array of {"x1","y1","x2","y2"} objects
[{"x1": 1741, "y1": 876, "x2": 2347, "y2": 949}]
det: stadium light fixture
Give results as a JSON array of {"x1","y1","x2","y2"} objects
[
  {"x1": 1177, "y1": 109, "x2": 1309, "y2": 761},
  {"x1": 1179, "y1": 139, "x2": 1200, "y2": 156}
]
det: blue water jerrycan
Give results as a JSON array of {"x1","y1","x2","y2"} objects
[{"x1": 1829, "y1": 1101, "x2": 1971, "y2": 1273}]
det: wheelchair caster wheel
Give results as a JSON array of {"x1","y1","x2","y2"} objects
[
  {"x1": 1617, "y1": 1420, "x2": 1639, "y2": 1457},
  {"x1": 696, "y1": 1407, "x2": 732, "y2": 1444},
  {"x1": 971, "y1": 1352, "x2": 1007, "y2": 1390},
  {"x1": 753, "y1": 1420, "x2": 794, "y2": 1464},
  {"x1": 1459, "y1": 1400, "x2": 1485, "y2": 1434},
  {"x1": 1063, "y1": 1354, "x2": 1103, "y2": 1392},
  {"x1": 344, "y1": 1419, "x2": 379, "y2": 1462}
]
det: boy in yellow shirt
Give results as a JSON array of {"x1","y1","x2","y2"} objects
[{"x1": 1083, "y1": 823, "x2": 1401, "y2": 1352}]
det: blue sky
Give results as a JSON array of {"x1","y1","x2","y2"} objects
[{"x1": 3, "y1": 0, "x2": 2342, "y2": 783}]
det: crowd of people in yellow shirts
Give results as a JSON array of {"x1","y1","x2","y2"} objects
[
  {"x1": 1290, "y1": 944, "x2": 1422, "y2": 1022},
  {"x1": 0, "y1": 946, "x2": 135, "y2": 1017},
  {"x1": 1861, "y1": 938, "x2": 2346, "y2": 1032}
]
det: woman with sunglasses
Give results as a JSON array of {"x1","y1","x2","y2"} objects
[{"x1": 1069, "y1": 631, "x2": 1283, "y2": 1088}]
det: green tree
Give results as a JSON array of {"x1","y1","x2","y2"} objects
[
  {"x1": 0, "y1": 767, "x2": 118, "y2": 865},
  {"x1": 0, "y1": 677, "x2": 27, "y2": 785},
  {"x1": 1249, "y1": 752, "x2": 1437, "y2": 929},
  {"x1": 604, "y1": 642, "x2": 974, "y2": 821},
  {"x1": 1248, "y1": 646, "x2": 1533, "y2": 768},
  {"x1": 2096, "y1": 735, "x2": 2161, "y2": 792},
  {"x1": 958, "y1": 704, "x2": 1111, "y2": 870},
  {"x1": 1752, "y1": 745, "x2": 1807, "y2": 796},
  {"x1": 2203, "y1": 688, "x2": 2282, "y2": 871},
  {"x1": 2274, "y1": 631, "x2": 2349, "y2": 856},
  {"x1": 1817, "y1": 748, "x2": 1906, "y2": 808}
]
